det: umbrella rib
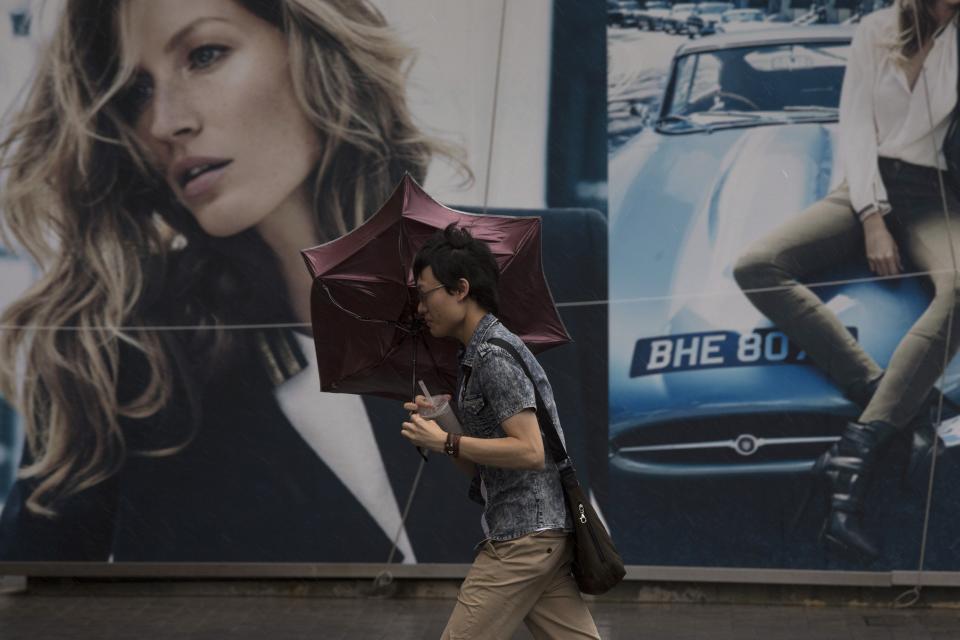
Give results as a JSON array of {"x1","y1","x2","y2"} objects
[
  {"x1": 421, "y1": 338, "x2": 444, "y2": 374},
  {"x1": 336, "y1": 331, "x2": 423, "y2": 394},
  {"x1": 398, "y1": 223, "x2": 415, "y2": 315},
  {"x1": 321, "y1": 283, "x2": 413, "y2": 334},
  {"x1": 419, "y1": 337, "x2": 450, "y2": 390}
]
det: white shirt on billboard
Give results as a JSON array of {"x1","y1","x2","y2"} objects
[
  {"x1": 838, "y1": 7, "x2": 958, "y2": 221},
  {"x1": 273, "y1": 332, "x2": 416, "y2": 564}
]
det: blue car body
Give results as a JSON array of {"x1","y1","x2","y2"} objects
[{"x1": 609, "y1": 27, "x2": 960, "y2": 477}]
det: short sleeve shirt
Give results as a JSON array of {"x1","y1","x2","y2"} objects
[{"x1": 455, "y1": 314, "x2": 571, "y2": 541}]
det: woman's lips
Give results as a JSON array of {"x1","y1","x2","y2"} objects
[{"x1": 182, "y1": 162, "x2": 232, "y2": 200}]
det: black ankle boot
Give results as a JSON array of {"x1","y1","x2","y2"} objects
[
  {"x1": 820, "y1": 421, "x2": 898, "y2": 562},
  {"x1": 844, "y1": 374, "x2": 944, "y2": 485},
  {"x1": 791, "y1": 381, "x2": 884, "y2": 529}
]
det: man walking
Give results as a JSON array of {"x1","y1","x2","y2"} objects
[{"x1": 401, "y1": 224, "x2": 600, "y2": 639}]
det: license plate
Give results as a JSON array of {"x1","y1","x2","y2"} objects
[{"x1": 629, "y1": 327, "x2": 858, "y2": 378}]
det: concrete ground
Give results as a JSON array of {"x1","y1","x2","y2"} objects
[{"x1": 3, "y1": 579, "x2": 960, "y2": 639}]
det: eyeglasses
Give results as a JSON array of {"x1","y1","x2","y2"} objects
[{"x1": 417, "y1": 283, "x2": 446, "y2": 299}]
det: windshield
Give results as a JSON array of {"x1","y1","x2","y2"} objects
[
  {"x1": 661, "y1": 41, "x2": 849, "y2": 132},
  {"x1": 672, "y1": 4, "x2": 695, "y2": 13},
  {"x1": 699, "y1": 4, "x2": 731, "y2": 14}
]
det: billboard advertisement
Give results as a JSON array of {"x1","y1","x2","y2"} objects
[
  {"x1": 0, "y1": 0, "x2": 606, "y2": 565},
  {"x1": 607, "y1": 0, "x2": 960, "y2": 572},
  {"x1": 3, "y1": 0, "x2": 960, "y2": 583}
]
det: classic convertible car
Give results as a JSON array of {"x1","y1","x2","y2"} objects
[{"x1": 608, "y1": 26, "x2": 960, "y2": 479}]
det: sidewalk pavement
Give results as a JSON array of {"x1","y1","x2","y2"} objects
[{"x1": 3, "y1": 588, "x2": 960, "y2": 639}]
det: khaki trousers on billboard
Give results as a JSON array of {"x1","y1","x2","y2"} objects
[
  {"x1": 734, "y1": 173, "x2": 960, "y2": 428},
  {"x1": 441, "y1": 530, "x2": 600, "y2": 640}
]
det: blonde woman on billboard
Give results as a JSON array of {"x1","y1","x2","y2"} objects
[
  {"x1": 0, "y1": 0, "x2": 462, "y2": 561},
  {"x1": 734, "y1": 0, "x2": 960, "y2": 562}
]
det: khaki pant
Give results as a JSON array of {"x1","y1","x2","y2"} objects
[
  {"x1": 441, "y1": 531, "x2": 600, "y2": 640},
  {"x1": 734, "y1": 167, "x2": 960, "y2": 428}
]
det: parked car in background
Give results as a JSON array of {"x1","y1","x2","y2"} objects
[
  {"x1": 663, "y1": 3, "x2": 698, "y2": 34},
  {"x1": 622, "y1": 2, "x2": 644, "y2": 27},
  {"x1": 715, "y1": 8, "x2": 768, "y2": 33},
  {"x1": 609, "y1": 0, "x2": 642, "y2": 26},
  {"x1": 636, "y1": 0, "x2": 672, "y2": 30},
  {"x1": 608, "y1": 26, "x2": 960, "y2": 481},
  {"x1": 686, "y1": 2, "x2": 735, "y2": 37}
]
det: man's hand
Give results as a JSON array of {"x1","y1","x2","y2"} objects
[
  {"x1": 401, "y1": 394, "x2": 448, "y2": 452},
  {"x1": 863, "y1": 213, "x2": 902, "y2": 277},
  {"x1": 403, "y1": 394, "x2": 442, "y2": 415}
]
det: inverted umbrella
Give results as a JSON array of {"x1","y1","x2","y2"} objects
[{"x1": 300, "y1": 174, "x2": 571, "y2": 401}]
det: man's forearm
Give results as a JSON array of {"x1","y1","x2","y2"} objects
[{"x1": 458, "y1": 435, "x2": 544, "y2": 471}]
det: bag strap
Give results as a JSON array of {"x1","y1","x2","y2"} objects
[{"x1": 487, "y1": 338, "x2": 571, "y2": 468}]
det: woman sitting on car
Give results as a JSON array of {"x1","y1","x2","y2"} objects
[{"x1": 734, "y1": 0, "x2": 960, "y2": 562}]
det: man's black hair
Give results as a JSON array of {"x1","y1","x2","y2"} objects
[{"x1": 413, "y1": 223, "x2": 500, "y2": 314}]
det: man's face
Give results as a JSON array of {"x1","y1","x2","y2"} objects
[{"x1": 416, "y1": 266, "x2": 464, "y2": 339}]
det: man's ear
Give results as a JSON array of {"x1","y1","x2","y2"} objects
[{"x1": 455, "y1": 278, "x2": 471, "y2": 302}]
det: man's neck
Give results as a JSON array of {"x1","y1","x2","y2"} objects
[{"x1": 456, "y1": 307, "x2": 489, "y2": 347}]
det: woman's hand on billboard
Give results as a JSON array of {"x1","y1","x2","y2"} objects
[{"x1": 863, "y1": 213, "x2": 902, "y2": 276}]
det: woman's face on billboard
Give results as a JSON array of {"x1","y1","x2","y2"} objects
[{"x1": 124, "y1": 0, "x2": 320, "y2": 237}]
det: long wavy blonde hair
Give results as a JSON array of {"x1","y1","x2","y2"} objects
[
  {"x1": 894, "y1": 0, "x2": 958, "y2": 60},
  {"x1": 0, "y1": 0, "x2": 462, "y2": 516}
]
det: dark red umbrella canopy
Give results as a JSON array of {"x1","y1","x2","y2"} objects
[{"x1": 300, "y1": 174, "x2": 570, "y2": 400}]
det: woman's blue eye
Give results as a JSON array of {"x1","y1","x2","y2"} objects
[{"x1": 188, "y1": 45, "x2": 228, "y2": 69}]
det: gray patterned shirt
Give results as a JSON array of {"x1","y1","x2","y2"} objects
[{"x1": 455, "y1": 313, "x2": 572, "y2": 541}]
